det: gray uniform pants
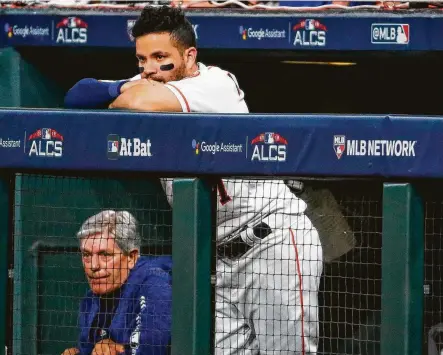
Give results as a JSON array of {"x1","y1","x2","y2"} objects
[{"x1": 215, "y1": 213, "x2": 323, "y2": 354}]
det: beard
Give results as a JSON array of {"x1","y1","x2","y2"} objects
[{"x1": 150, "y1": 61, "x2": 187, "y2": 83}]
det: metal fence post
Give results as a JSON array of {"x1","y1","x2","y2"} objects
[
  {"x1": 381, "y1": 183, "x2": 424, "y2": 355},
  {"x1": 172, "y1": 178, "x2": 213, "y2": 355},
  {"x1": 0, "y1": 173, "x2": 11, "y2": 355}
]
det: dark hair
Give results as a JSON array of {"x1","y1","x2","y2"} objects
[{"x1": 132, "y1": 5, "x2": 196, "y2": 50}]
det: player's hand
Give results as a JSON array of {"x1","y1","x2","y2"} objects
[
  {"x1": 91, "y1": 339, "x2": 125, "y2": 355},
  {"x1": 61, "y1": 348, "x2": 79, "y2": 355},
  {"x1": 379, "y1": 1, "x2": 397, "y2": 9},
  {"x1": 120, "y1": 79, "x2": 149, "y2": 93}
]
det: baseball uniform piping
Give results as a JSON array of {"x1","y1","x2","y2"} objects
[
  {"x1": 290, "y1": 228, "x2": 306, "y2": 355},
  {"x1": 165, "y1": 83, "x2": 190, "y2": 112}
]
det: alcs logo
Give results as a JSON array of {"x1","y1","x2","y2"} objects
[
  {"x1": 251, "y1": 132, "x2": 287, "y2": 162},
  {"x1": 56, "y1": 17, "x2": 88, "y2": 44},
  {"x1": 292, "y1": 19, "x2": 327, "y2": 47},
  {"x1": 28, "y1": 128, "x2": 63, "y2": 158}
]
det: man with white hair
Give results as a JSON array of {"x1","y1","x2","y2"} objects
[{"x1": 62, "y1": 210, "x2": 172, "y2": 355}]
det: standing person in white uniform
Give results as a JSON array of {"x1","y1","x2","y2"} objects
[{"x1": 64, "y1": 5, "x2": 323, "y2": 354}]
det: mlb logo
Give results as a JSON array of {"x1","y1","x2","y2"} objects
[
  {"x1": 264, "y1": 132, "x2": 275, "y2": 144},
  {"x1": 305, "y1": 19, "x2": 315, "y2": 31},
  {"x1": 107, "y1": 134, "x2": 120, "y2": 160},
  {"x1": 397, "y1": 24, "x2": 409, "y2": 43},
  {"x1": 333, "y1": 135, "x2": 346, "y2": 159},
  {"x1": 108, "y1": 140, "x2": 119, "y2": 153},
  {"x1": 371, "y1": 23, "x2": 410, "y2": 44},
  {"x1": 42, "y1": 128, "x2": 51, "y2": 140},
  {"x1": 68, "y1": 17, "x2": 77, "y2": 28}
]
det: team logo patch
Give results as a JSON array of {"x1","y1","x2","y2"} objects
[{"x1": 333, "y1": 135, "x2": 346, "y2": 159}]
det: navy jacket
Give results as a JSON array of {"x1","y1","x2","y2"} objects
[{"x1": 77, "y1": 256, "x2": 172, "y2": 355}]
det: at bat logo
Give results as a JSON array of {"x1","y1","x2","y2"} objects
[
  {"x1": 107, "y1": 134, "x2": 152, "y2": 160},
  {"x1": 333, "y1": 135, "x2": 346, "y2": 159},
  {"x1": 56, "y1": 16, "x2": 88, "y2": 44},
  {"x1": 251, "y1": 132, "x2": 287, "y2": 162},
  {"x1": 27, "y1": 128, "x2": 63, "y2": 158}
]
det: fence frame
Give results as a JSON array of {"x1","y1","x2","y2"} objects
[
  {"x1": 0, "y1": 174, "x2": 11, "y2": 355},
  {"x1": 381, "y1": 183, "x2": 424, "y2": 355}
]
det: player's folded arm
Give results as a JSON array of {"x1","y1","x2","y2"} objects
[
  {"x1": 64, "y1": 78, "x2": 130, "y2": 109},
  {"x1": 109, "y1": 82, "x2": 183, "y2": 112}
]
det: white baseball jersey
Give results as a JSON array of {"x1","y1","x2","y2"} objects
[
  {"x1": 164, "y1": 63, "x2": 249, "y2": 113},
  {"x1": 160, "y1": 62, "x2": 307, "y2": 242}
]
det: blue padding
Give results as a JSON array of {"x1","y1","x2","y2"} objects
[{"x1": 0, "y1": 109, "x2": 439, "y2": 178}]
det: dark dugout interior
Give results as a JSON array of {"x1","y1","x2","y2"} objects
[
  {"x1": 17, "y1": 46, "x2": 443, "y2": 116},
  {"x1": 16, "y1": 46, "x2": 443, "y2": 355}
]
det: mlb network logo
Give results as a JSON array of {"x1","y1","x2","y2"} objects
[
  {"x1": 371, "y1": 23, "x2": 409, "y2": 44},
  {"x1": 333, "y1": 135, "x2": 346, "y2": 159}
]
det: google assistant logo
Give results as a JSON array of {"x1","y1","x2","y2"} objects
[{"x1": 191, "y1": 139, "x2": 200, "y2": 154}]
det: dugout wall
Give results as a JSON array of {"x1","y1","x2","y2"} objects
[{"x1": 1, "y1": 108, "x2": 436, "y2": 355}]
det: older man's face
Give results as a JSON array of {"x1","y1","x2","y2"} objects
[{"x1": 80, "y1": 232, "x2": 138, "y2": 295}]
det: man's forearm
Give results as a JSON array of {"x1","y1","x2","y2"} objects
[
  {"x1": 108, "y1": 91, "x2": 136, "y2": 110},
  {"x1": 109, "y1": 82, "x2": 183, "y2": 112},
  {"x1": 64, "y1": 79, "x2": 128, "y2": 109}
]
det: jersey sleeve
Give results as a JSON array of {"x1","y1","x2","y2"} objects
[
  {"x1": 163, "y1": 81, "x2": 192, "y2": 112},
  {"x1": 164, "y1": 68, "x2": 248, "y2": 113},
  {"x1": 135, "y1": 267, "x2": 172, "y2": 354},
  {"x1": 65, "y1": 74, "x2": 142, "y2": 109}
]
